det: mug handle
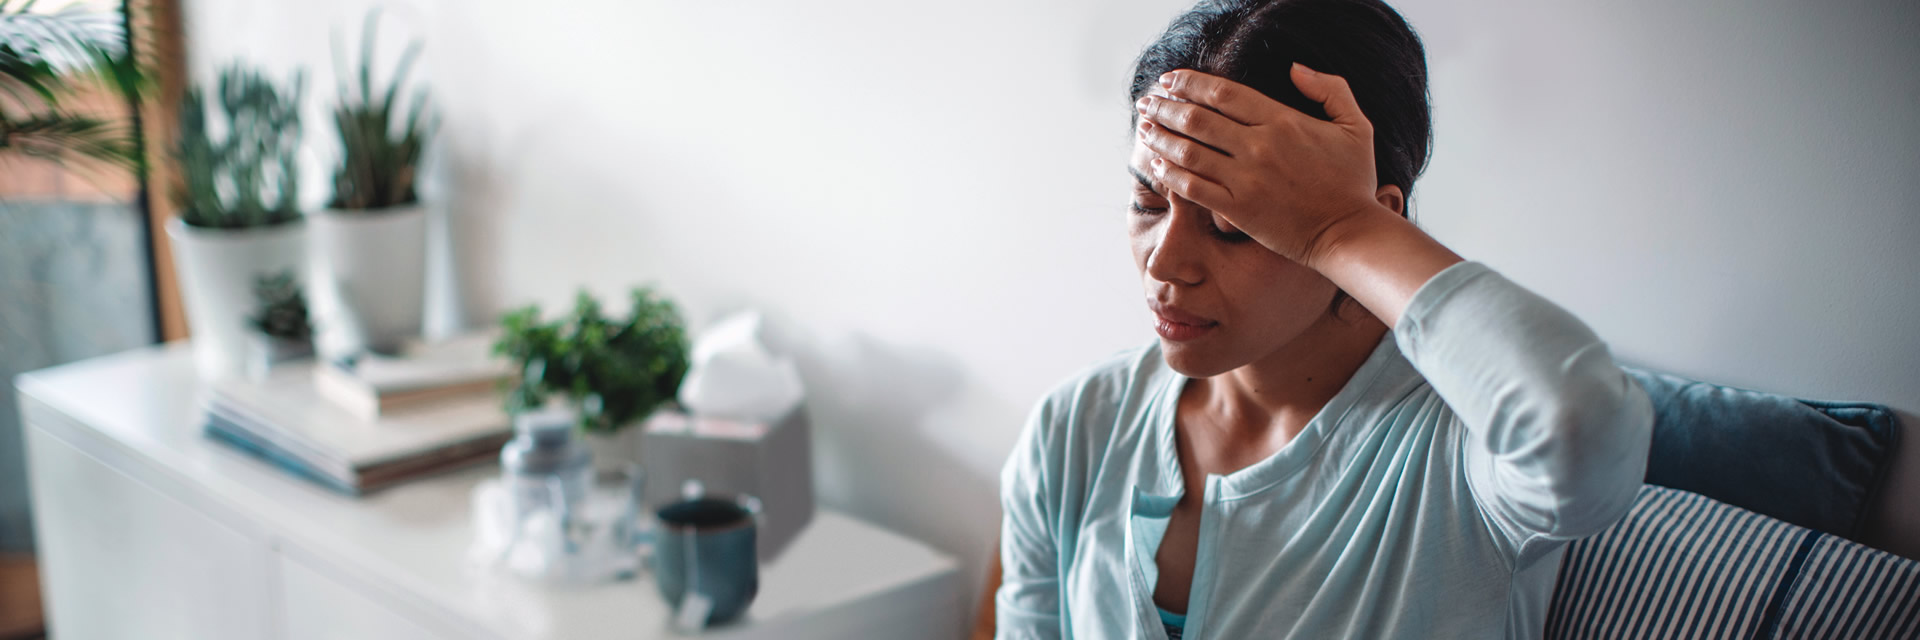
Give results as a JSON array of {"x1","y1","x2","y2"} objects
[{"x1": 739, "y1": 494, "x2": 764, "y2": 527}]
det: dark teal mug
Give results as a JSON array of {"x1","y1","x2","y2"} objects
[{"x1": 653, "y1": 495, "x2": 760, "y2": 628}]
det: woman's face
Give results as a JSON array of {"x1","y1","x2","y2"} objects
[{"x1": 1127, "y1": 137, "x2": 1342, "y2": 378}]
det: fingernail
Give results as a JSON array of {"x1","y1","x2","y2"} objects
[
  {"x1": 1293, "y1": 62, "x2": 1316, "y2": 75},
  {"x1": 1138, "y1": 120, "x2": 1154, "y2": 134},
  {"x1": 1152, "y1": 157, "x2": 1166, "y2": 171},
  {"x1": 1158, "y1": 73, "x2": 1174, "y2": 89},
  {"x1": 1136, "y1": 96, "x2": 1152, "y2": 111}
]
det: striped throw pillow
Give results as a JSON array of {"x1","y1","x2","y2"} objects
[
  {"x1": 1769, "y1": 535, "x2": 1920, "y2": 639},
  {"x1": 1545, "y1": 485, "x2": 1920, "y2": 639},
  {"x1": 1546, "y1": 485, "x2": 1809, "y2": 639}
]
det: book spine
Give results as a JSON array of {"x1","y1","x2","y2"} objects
[
  {"x1": 204, "y1": 414, "x2": 362, "y2": 496},
  {"x1": 204, "y1": 399, "x2": 353, "y2": 475}
]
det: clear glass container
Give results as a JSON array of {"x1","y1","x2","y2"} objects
[{"x1": 500, "y1": 406, "x2": 593, "y2": 533}]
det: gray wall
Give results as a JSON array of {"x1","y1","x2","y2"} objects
[
  {"x1": 180, "y1": 0, "x2": 1920, "y2": 628},
  {"x1": 1407, "y1": 0, "x2": 1920, "y2": 556},
  {"x1": 0, "y1": 201, "x2": 156, "y2": 551}
]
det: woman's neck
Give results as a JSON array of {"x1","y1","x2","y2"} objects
[{"x1": 1187, "y1": 307, "x2": 1390, "y2": 446}]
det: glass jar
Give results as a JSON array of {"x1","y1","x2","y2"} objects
[{"x1": 500, "y1": 406, "x2": 592, "y2": 534}]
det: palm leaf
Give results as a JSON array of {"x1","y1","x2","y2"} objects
[
  {"x1": 0, "y1": 0, "x2": 145, "y2": 174},
  {"x1": 0, "y1": 44, "x2": 60, "y2": 104},
  {"x1": 0, "y1": 0, "x2": 125, "y2": 70},
  {"x1": 84, "y1": 40, "x2": 144, "y2": 102},
  {"x1": 0, "y1": 112, "x2": 138, "y2": 169}
]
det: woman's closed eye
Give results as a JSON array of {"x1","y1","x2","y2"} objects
[
  {"x1": 1129, "y1": 200, "x2": 1168, "y2": 216},
  {"x1": 1210, "y1": 213, "x2": 1252, "y2": 243},
  {"x1": 1129, "y1": 199, "x2": 1251, "y2": 243}
]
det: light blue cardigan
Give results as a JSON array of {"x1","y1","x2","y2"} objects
[{"x1": 995, "y1": 261, "x2": 1654, "y2": 639}]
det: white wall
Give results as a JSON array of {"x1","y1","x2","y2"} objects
[{"x1": 183, "y1": 0, "x2": 1920, "y2": 631}]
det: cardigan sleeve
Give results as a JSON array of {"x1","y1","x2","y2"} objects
[
  {"x1": 996, "y1": 396, "x2": 1067, "y2": 639},
  {"x1": 1393, "y1": 261, "x2": 1654, "y2": 557}
]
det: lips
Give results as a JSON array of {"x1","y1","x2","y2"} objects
[{"x1": 1148, "y1": 299, "x2": 1218, "y2": 342}]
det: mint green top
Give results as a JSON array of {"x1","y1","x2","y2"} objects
[
  {"x1": 1158, "y1": 606, "x2": 1186, "y2": 639},
  {"x1": 995, "y1": 261, "x2": 1654, "y2": 639}
]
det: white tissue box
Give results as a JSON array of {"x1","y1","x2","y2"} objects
[{"x1": 640, "y1": 405, "x2": 814, "y2": 561}]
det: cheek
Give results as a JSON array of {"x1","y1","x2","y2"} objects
[
  {"x1": 1128, "y1": 223, "x2": 1144, "y2": 269},
  {"x1": 1212, "y1": 252, "x2": 1337, "y2": 322},
  {"x1": 1127, "y1": 218, "x2": 1156, "y2": 271}
]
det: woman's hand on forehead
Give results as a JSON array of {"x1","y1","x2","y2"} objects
[{"x1": 1134, "y1": 65, "x2": 1392, "y2": 271}]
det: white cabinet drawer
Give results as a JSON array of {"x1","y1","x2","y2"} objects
[
  {"x1": 24, "y1": 424, "x2": 274, "y2": 640},
  {"x1": 276, "y1": 551, "x2": 448, "y2": 640}
]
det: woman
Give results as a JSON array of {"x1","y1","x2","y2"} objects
[{"x1": 994, "y1": 1, "x2": 1653, "y2": 638}]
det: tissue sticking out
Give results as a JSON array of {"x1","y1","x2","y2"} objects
[{"x1": 677, "y1": 311, "x2": 804, "y2": 422}]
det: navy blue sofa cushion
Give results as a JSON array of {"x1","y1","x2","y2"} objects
[{"x1": 1625, "y1": 367, "x2": 1902, "y2": 539}]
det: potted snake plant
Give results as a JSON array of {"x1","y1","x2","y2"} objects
[
  {"x1": 309, "y1": 9, "x2": 435, "y2": 355},
  {"x1": 166, "y1": 62, "x2": 307, "y2": 378}
]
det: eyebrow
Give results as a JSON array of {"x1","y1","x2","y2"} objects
[{"x1": 1129, "y1": 167, "x2": 1162, "y2": 196}]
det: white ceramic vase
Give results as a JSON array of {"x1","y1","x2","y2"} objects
[
  {"x1": 166, "y1": 218, "x2": 308, "y2": 379},
  {"x1": 309, "y1": 203, "x2": 428, "y2": 355}
]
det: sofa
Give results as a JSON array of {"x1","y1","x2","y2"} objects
[
  {"x1": 1545, "y1": 484, "x2": 1917, "y2": 639},
  {"x1": 1541, "y1": 369, "x2": 1916, "y2": 639}
]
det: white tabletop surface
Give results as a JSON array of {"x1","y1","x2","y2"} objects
[{"x1": 17, "y1": 344, "x2": 960, "y2": 639}]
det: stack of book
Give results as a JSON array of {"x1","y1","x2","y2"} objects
[{"x1": 203, "y1": 333, "x2": 517, "y2": 495}]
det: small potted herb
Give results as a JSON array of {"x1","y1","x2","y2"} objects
[
  {"x1": 494, "y1": 287, "x2": 692, "y2": 468},
  {"x1": 245, "y1": 269, "x2": 316, "y2": 378},
  {"x1": 309, "y1": 8, "x2": 436, "y2": 355},
  {"x1": 165, "y1": 62, "x2": 307, "y2": 377}
]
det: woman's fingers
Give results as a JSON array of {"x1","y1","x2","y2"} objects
[
  {"x1": 1289, "y1": 63, "x2": 1369, "y2": 130},
  {"x1": 1157, "y1": 70, "x2": 1273, "y2": 125},
  {"x1": 1137, "y1": 119, "x2": 1232, "y2": 182},
  {"x1": 1136, "y1": 94, "x2": 1244, "y2": 156},
  {"x1": 1147, "y1": 154, "x2": 1233, "y2": 213}
]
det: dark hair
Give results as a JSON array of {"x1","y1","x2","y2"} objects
[{"x1": 1130, "y1": 0, "x2": 1432, "y2": 317}]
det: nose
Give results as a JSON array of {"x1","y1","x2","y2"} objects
[{"x1": 1144, "y1": 198, "x2": 1211, "y2": 288}]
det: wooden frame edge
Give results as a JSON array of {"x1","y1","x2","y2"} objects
[{"x1": 130, "y1": 0, "x2": 188, "y2": 342}]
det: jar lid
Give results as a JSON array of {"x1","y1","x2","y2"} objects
[{"x1": 502, "y1": 406, "x2": 591, "y2": 475}]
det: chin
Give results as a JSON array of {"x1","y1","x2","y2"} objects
[{"x1": 1158, "y1": 338, "x2": 1244, "y2": 379}]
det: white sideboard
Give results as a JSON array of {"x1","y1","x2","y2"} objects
[{"x1": 16, "y1": 344, "x2": 962, "y2": 639}]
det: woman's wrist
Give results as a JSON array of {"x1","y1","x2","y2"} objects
[
  {"x1": 1301, "y1": 203, "x2": 1404, "y2": 271},
  {"x1": 1309, "y1": 206, "x2": 1464, "y2": 328}
]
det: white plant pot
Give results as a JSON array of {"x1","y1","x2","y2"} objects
[
  {"x1": 167, "y1": 218, "x2": 308, "y2": 379},
  {"x1": 309, "y1": 203, "x2": 428, "y2": 355}
]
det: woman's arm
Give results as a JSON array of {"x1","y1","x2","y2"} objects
[
  {"x1": 1395, "y1": 261, "x2": 1653, "y2": 547},
  {"x1": 996, "y1": 401, "x2": 1065, "y2": 639}
]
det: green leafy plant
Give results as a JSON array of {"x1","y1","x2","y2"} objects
[
  {"x1": 326, "y1": 8, "x2": 431, "y2": 211},
  {"x1": 0, "y1": 0, "x2": 144, "y2": 171},
  {"x1": 494, "y1": 287, "x2": 692, "y2": 434},
  {"x1": 247, "y1": 269, "x2": 312, "y2": 342},
  {"x1": 172, "y1": 63, "x2": 304, "y2": 229}
]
